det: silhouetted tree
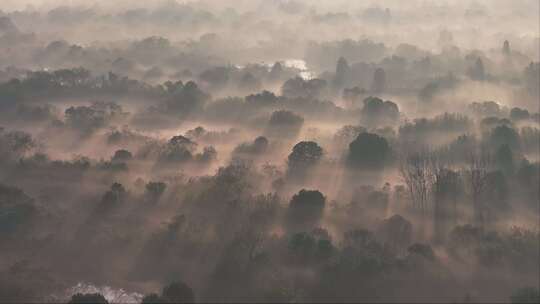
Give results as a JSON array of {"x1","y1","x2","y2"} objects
[
  {"x1": 399, "y1": 151, "x2": 434, "y2": 236},
  {"x1": 433, "y1": 168, "x2": 461, "y2": 242},
  {"x1": 68, "y1": 293, "x2": 108, "y2": 304},
  {"x1": 371, "y1": 68, "x2": 386, "y2": 93},
  {"x1": 145, "y1": 182, "x2": 167, "y2": 202},
  {"x1": 360, "y1": 96, "x2": 399, "y2": 127},
  {"x1": 377, "y1": 214, "x2": 412, "y2": 254},
  {"x1": 468, "y1": 58, "x2": 485, "y2": 81},
  {"x1": 333, "y1": 56, "x2": 350, "y2": 89},
  {"x1": 287, "y1": 189, "x2": 326, "y2": 231},
  {"x1": 465, "y1": 152, "x2": 490, "y2": 227},
  {"x1": 111, "y1": 149, "x2": 133, "y2": 163},
  {"x1": 141, "y1": 293, "x2": 163, "y2": 304},
  {"x1": 510, "y1": 287, "x2": 540, "y2": 304},
  {"x1": 162, "y1": 281, "x2": 195, "y2": 303},
  {"x1": 494, "y1": 144, "x2": 515, "y2": 175},
  {"x1": 502, "y1": 40, "x2": 511, "y2": 56},
  {"x1": 286, "y1": 141, "x2": 323, "y2": 180},
  {"x1": 487, "y1": 125, "x2": 520, "y2": 150},
  {"x1": 348, "y1": 132, "x2": 391, "y2": 170},
  {"x1": 265, "y1": 110, "x2": 304, "y2": 138},
  {"x1": 510, "y1": 107, "x2": 530, "y2": 121}
]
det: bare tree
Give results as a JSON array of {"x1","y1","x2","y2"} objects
[
  {"x1": 399, "y1": 151, "x2": 435, "y2": 238},
  {"x1": 433, "y1": 164, "x2": 461, "y2": 242},
  {"x1": 465, "y1": 151, "x2": 491, "y2": 228}
]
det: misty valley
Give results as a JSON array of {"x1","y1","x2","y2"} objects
[{"x1": 0, "y1": 1, "x2": 539, "y2": 303}]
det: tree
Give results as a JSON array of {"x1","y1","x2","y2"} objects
[
  {"x1": 286, "y1": 141, "x2": 323, "y2": 180},
  {"x1": 287, "y1": 189, "x2": 326, "y2": 231},
  {"x1": 68, "y1": 293, "x2": 108, "y2": 304},
  {"x1": 465, "y1": 152, "x2": 490, "y2": 227},
  {"x1": 111, "y1": 149, "x2": 133, "y2": 163},
  {"x1": 141, "y1": 293, "x2": 163, "y2": 304},
  {"x1": 0, "y1": 184, "x2": 35, "y2": 233},
  {"x1": 96, "y1": 182, "x2": 127, "y2": 213},
  {"x1": 288, "y1": 230, "x2": 335, "y2": 262},
  {"x1": 483, "y1": 170, "x2": 509, "y2": 224},
  {"x1": 371, "y1": 68, "x2": 386, "y2": 93},
  {"x1": 524, "y1": 62, "x2": 540, "y2": 96},
  {"x1": 468, "y1": 58, "x2": 485, "y2": 81},
  {"x1": 145, "y1": 182, "x2": 167, "y2": 201},
  {"x1": 510, "y1": 287, "x2": 540, "y2": 304},
  {"x1": 407, "y1": 243, "x2": 435, "y2": 261},
  {"x1": 488, "y1": 125, "x2": 520, "y2": 150},
  {"x1": 64, "y1": 106, "x2": 106, "y2": 135},
  {"x1": 159, "y1": 135, "x2": 197, "y2": 163},
  {"x1": 265, "y1": 110, "x2": 304, "y2": 138},
  {"x1": 360, "y1": 96, "x2": 399, "y2": 127},
  {"x1": 162, "y1": 281, "x2": 195, "y2": 303},
  {"x1": 510, "y1": 107, "x2": 530, "y2": 121},
  {"x1": 494, "y1": 144, "x2": 514, "y2": 175},
  {"x1": 195, "y1": 146, "x2": 217, "y2": 163},
  {"x1": 502, "y1": 40, "x2": 511, "y2": 56},
  {"x1": 433, "y1": 168, "x2": 461, "y2": 242},
  {"x1": 164, "y1": 81, "x2": 209, "y2": 116},
  {"x1": 333, "y1": 56, "x2": 350, "y2": 89},
  {"x1": 348, "y1": 132, "x2": 391, "y2": 170},
  {"x1": 399, "y1": 151, "x2": 434, "y2": 237},
  {"x1": 269, "y1": 62, "x2": 283, "y2": 81},
  {"x1": 377, "y1": 214, "x2": 412, "y2": 254},
  {"x1": 233, "y1": 136, "x2": 269, "y2": 156}
]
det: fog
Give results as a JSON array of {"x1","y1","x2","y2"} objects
[{"x1": 0, "y1": 1, "x2": 539, "y2": 303}]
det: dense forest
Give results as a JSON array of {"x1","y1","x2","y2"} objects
[{"x1": 0, "y1": 1, "x2": 539, "y2": 303}]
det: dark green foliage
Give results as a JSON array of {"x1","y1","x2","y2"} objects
[
  {"x1": 164, "y1": 81, "x2": 209, "y2": 116},
  {"x1": 141, "y1": 293, "x2": 164, "y2": 304},
  {"x1": 65, "y1": 101, "x2": 126, "y2": 135},
  {"x1": 524, "y1": 62, "x2": 540, "y2": 96},
  {"x1": 448, "y1": 225, "x2": 539, "y2": 269},
  {"x1": 399, "y1": 113, "x2": 473, "y2": 144},
  {"x1": 246, "y1": 90, "x2": 279, "y2": 107},
  {"x1": 510, "y1": 287, "x2": 540, "y2": 304},
  {"x1": 510, "y1": 107, "x2": 530, "y2": 121},
  {"x1": 488, "y1": 125, "x2": 520, "y2": 150},
  {"x1": 433, "y1": 169, "x2": 462, "y2": 242},
  {"x1": 347, "y1": 132, "x2": 391, "y2": 169},
  {"x1": 288, "y1": 189, "x2": 326, "y2": 230},
  {"x1": 371, "y1": 68, "x2": 386, "y2": 93},
  {"x1": 282, "y1": 77, "x2": 327, "y2": 99},
  {"x1": 140, "y1": 281, "x2": 195, "y2": 304},
  {"x1": 333, "y1": 125, "x2": 367, "y2": 147},
  {"x1": 266, "y1": 110, "x2": 304, "y2": 138},
  {"x1": 333, "y1": 56, "x2": 350, "y2": 88},
  {"x1": 145, "y1": 182, "x2": 167, "y2": 201},
  {"x1": 162, "y1": 281, "x2": 195, "y2": 303},
  {"x1": 286, "y1": 141, "x2": 323, "y2": 179},
  {"x1": 68, "y1": 293, "x2": 108, "y2": 304},
  {"x1": 377, "y1": 214, "x2": 413, "y2": 253},
  {"x1": 288, "y1": 230, "x2": 335, "y2": 262},
  {"x1": 0, "y1": 184, "x2": 35, "y2": 233},
  {"x1": 158, "y1": 135, "x2": 197, "y2": 163},
  {"x1": 195, "y1": 146, "x2": 217, "y2": 163},
  {"x1": 494, "y1": 144, "x2": 515, "y2": 174},
  {"x1": 95, "y1": 183, "x2": 126, "y2": 213},
  {"x1": 469, "y1": 101, "x2": 502, "y2": 117},
  {"x1": 233, "y1": 136, "x2": 269, "y2": 156},
  {"x1": 112, "y1": 149, "x2": 133, "y2": 163},
  {"x1": 468, "y1": 58, "x2": 485, "y2": 80},
  {"x1": 360, "y1": 96, "x2": 399, "y2": 127},
  {"x1": 350, "y1": 185, "x2": 390, "y2": 217},
  {"x1": 407, "y1": 243, "x2": 435, "y2": 261}
]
